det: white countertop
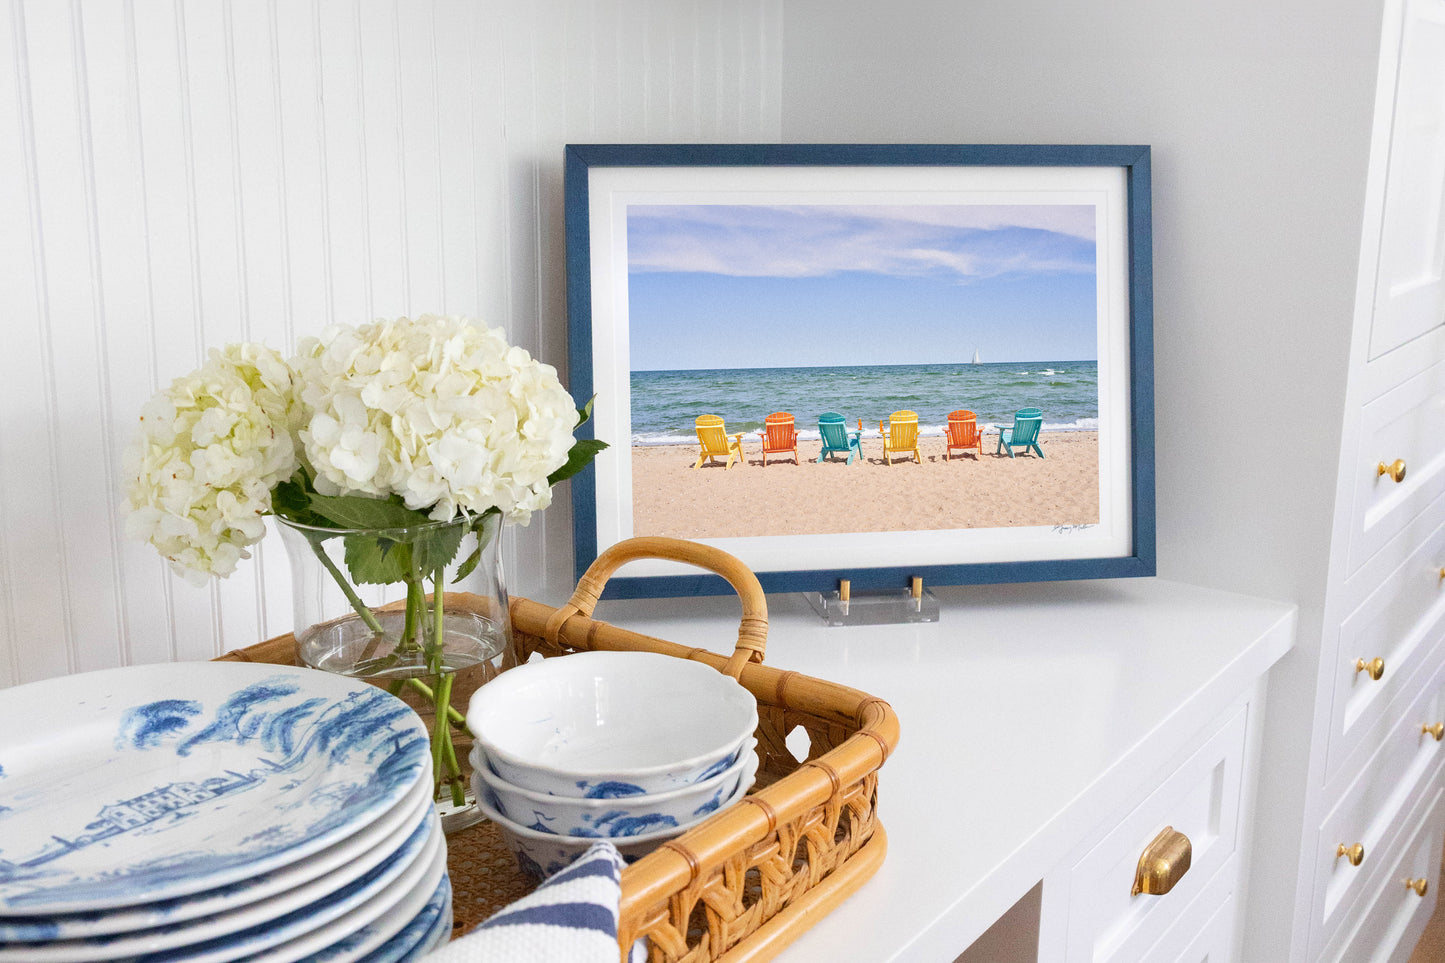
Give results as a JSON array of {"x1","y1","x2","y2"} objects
[{"x1": 592, "y1": 576, "x2": 1296, "y2": 962}]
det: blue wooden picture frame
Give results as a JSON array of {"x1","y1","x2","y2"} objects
[{"x1": 564, "y1": 143, "x2": 1154, "y2": 599}]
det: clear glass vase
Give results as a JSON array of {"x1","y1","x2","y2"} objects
[{"x1": 276, "y1": 511, "x2": 510, "y2": 833}]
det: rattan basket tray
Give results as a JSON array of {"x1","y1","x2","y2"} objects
[{"x1": 218, "y1": 536, "x2": 899, "y2": 962}]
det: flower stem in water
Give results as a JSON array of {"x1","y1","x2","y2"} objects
[
  {"x1": 304, "y1": 533, "x2": 386, "y2": 635},
  {"x1": 402, "y1": 677, "x2": 466, "y2": 728},
  {"x1": 430, "y1": 671, "x2": 466, "y2": 807}
]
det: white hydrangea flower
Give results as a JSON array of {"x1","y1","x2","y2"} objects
[
  {"x1": 292, "y1": 314, "x2": 579, "y2": 524},
  {"x1": 121, "y1": 343, "x2": 299, "y2": 584}
]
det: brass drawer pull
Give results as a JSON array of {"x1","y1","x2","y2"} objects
[
  {"x1": 1132, "y1": 826, "x2": 1192, "y2": 896},
  {"x1": 1378, "y1": 459, "x2": 1408, "y2": 483},
  {"x1": 1407, "y1": 877, "x2": 1430, "y2": 896},
  {"x1": 1355, "y1": 657, "x2": 1386, "y2": 681},
  {"x1": 1337, "y1": 843, "x2": 1365, "y2": 866},
  {"x1": 1424, "y1": 723, "x2": 1445, "y2": 741}
]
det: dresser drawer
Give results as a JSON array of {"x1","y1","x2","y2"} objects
[
  {"x1": 1312, "y1": 669, "x2": 1444, "y2": 947},
  {"x1": 1140, "y1": 857, "x2": 1237, "y2": 962},
  {"x1": 1326, "y1": 510, "x2": 1445, "y2": 783},
  {"x1": 1063, "y1": 705, "x2": 1247, "y2": 963},
  {"x1": 1321, "y1": 788, "x2": 1443, "y2": 963},
  {"x1": 1347, "y1": 357, "x2": 1445, "y2": 576}
]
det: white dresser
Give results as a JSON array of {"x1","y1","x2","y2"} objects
[
  {"x1": 595, "y1": 577, "x2": 1294, "y2": 961},
  {"x1": 1254, "y1": 0, "x2": 1445, "y2": 958}
]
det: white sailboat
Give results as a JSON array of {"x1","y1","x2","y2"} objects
[{"x1": 971, "y1": 347, "x2": 981, "y2": 364}]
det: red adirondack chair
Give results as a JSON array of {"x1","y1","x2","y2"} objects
[
  {"x1": 944, "y1": 409, "x2": 984, "y2": 460},
  {"x1": 759, "y1": 412, "x2": 800, "y2": 466}
]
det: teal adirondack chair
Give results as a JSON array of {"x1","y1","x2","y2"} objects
[
  {"x1": 816, "y1": 413, "x2": 862, "y2": 464},
  {"x1": 996, "y1": 407, "x2": 1045, "y2": 458}
]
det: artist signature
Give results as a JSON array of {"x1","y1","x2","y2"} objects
[{"x1": 1052, "y1": 523, "x2": 1097, "y2": 535}]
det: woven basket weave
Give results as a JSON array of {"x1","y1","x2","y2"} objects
[{"x1": 219, "y1": 536, "x2": 898, "y2": 962}]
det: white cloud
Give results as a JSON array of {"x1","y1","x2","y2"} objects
[
  {"x1": 627, "y1": 204, "x2": 1096, "y2": 281},
  {"x1": 817, "y1": 204, "x2": 1098, "y2": 240}
]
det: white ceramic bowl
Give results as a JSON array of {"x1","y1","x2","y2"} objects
[
  {"x1": 466, "y1": 651, "x2": 758, "y2": 797},
  {"x1": 472, "y1": 761, "x2": 755, "y2": 884},
  {"x1": 470, "y1": 739, "x2": 758, "y2": 837}
]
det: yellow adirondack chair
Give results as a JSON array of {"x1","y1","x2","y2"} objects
[
  {"x1": 692, "y1": 414, "x2": 746, "y2": 469},
  {"x1": 879, "y1": 410, "x2": 921, "y2": 465}
]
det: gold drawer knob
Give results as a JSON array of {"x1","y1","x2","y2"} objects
[
  {"x1": 1378, "y1": 459, "x2": 1408, "y2": 483},
  {"x1": 1337, "y1": 843, "x2": 1365, "y2": 866},
  {"x1": 1424, "y1": 723, "x2": 1445, "y2": 741},
  {"x1": 1132, "y1": 826, "x2": 1192, "y2": 896},
  {"x1": 1355, "y1": 657, "x2": 1386, "y2": 681},
  {"x1": 1407, "y1": 877, "x2": 1430, "y2": 896}
]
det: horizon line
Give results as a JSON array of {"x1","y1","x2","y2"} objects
[{"x1": 631, "y1": 358, "x2": 1096, "y2": 373}]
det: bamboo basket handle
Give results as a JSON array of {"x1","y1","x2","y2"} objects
[{"x1": 542, "y1": 536, "x2": 767, "y2": 678}]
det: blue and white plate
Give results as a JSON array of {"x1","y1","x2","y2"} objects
[
  {"x1": 231, "y1": 827, "x2": 448, "y2": 963},
  {"x1": 0, "y1": 808, "x2": 439, "y2": 962},
  {"x1": 411, "y1": 875, "x2": 454, "y2": 958},
  {"x1": 350, "y1": 872, "x2": 451, "y2": 963},
  {"x1": 0, "y1": 662, "x2": 431, "y2": 915},
  {"x1": 0, "y1": 776, "x2": 434, "y2": 943}
]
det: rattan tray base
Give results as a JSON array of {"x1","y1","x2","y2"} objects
[{"x1": 445, "y1": 817, "x2": 536, "y2": 937}]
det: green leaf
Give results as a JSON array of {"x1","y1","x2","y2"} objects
[
  {"x1": 270, "y1": 473, "x2": 331, "y2": 528},
  {"x1": 412, "y1": 523, "x2": 466, "y2": 576},
  {"x1": 452, "y1": 510, "x2": 501, "y2": 582},
  {"x1": 575, "y1": 395, "x2": 597, "y2": 428},
  {"x1": 344, "y1": 534, "x2": 412, "y2": 585},
  {"x1": 548, "y1": 438, "x2": 609, "y2": 487},
  {"x1": 453, "y1": 545, "x2": 482, "y2": 582},
  {"x1": 305, "y1": 492, "x2": 435, "y2": 531}
]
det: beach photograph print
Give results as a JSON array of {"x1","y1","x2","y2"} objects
[{"x1": 625, "y1": 202, "x2": 1103, "y2": 541}]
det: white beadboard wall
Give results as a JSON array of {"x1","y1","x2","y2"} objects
[{"x1": 0, "y1": 0, "x2": 782, "y2": 688}]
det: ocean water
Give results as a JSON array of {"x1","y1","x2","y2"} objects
[{"x1": 630, "y1": 361, "x2": 1098, "y2": 445}]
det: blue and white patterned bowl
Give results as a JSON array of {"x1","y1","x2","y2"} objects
[
  {"x1": 472, "y1": 766, "x2": 755, "y2": 884},
  {"x1": 470, "y1": 739, "x2": 757, "y2": 837},
  {"x1": 466, "y1": 651, "x2": 758, "y2": 798}
]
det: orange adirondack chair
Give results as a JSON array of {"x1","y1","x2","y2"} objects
[
  {"x1": 758, "y1": 412, "x2": 800, "y2": 466},
  {"x1": 943, "y1": 409, "x2": 984, "y2": 460},
  {"x1": 879, "y1": 410, "x2": 921, "y2": 465},
  {"x1": 692, "y1": 414, "x2": 745, "y2": 469}
]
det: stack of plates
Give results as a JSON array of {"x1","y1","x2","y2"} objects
[{"x1": 0, "y1": 662, "x2": 452, "y2": 962}]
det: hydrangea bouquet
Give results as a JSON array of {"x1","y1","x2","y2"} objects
[{"x1": 122, "y1": 314, "x2": 605, "y2": 808}]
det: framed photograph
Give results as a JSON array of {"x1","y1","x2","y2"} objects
[{"x1": 565, "y1": 144, "x2": 1154, "y2": 598}]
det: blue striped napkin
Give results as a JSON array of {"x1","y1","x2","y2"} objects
[{"x1": 423, "y1": 840, "x2": 644, "y2": 962}]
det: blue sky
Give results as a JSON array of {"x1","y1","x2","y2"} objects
[{"x1": 626, "y1": 203, "x2": 1099, "y2": 370}]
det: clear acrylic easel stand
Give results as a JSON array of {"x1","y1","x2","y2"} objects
[{"x1": 805, "y1": 583, "x2": 940, "y2": 627}]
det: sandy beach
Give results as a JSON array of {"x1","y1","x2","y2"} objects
[{"x1": 631, "y1": 431, "x2": 1099, "y2": 539}]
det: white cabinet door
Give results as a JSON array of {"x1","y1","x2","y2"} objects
[{"x1": 1369, "y1": 0, "x2": 1445, "y2": 360}]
